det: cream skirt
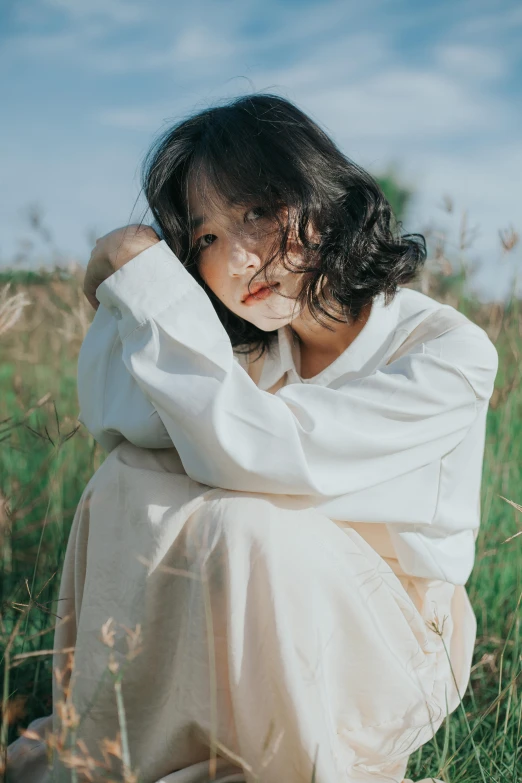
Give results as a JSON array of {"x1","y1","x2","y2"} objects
[{"x1": 7, "y1": 441, "x2": 476, "y2": 783}]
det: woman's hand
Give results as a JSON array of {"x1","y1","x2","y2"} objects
[{"x1": 83, "y1": 224, "x2": 161, "y2": 311}]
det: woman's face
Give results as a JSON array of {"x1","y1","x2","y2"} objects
[{"x1": 187, "y1": 177, "x2": 317, "y2": 332}]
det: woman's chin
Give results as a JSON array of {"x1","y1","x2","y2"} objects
[{"x1": 248, "y1": 313, "x2": 290, "y2": 332}]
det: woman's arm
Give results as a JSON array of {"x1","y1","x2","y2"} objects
[
  {"x1": 77, "y1": 302, "x2": 174, "y2": 451},
  {"x1": 77, "y1": 298, "x2": 249, "y2": 453},
  {"x1": 80, "y1": 239, "x2": 499, "y2": 503}
]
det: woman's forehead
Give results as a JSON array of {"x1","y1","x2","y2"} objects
[
  {"x1": 186, "y1": 169, "x2": 292, "y2": 233},
  {"x1": 188, "y1": 174, "x2": 228, "y2": 218},
  {"x1": 187, "y1": 175, "x2": 247, "y2": 230}
]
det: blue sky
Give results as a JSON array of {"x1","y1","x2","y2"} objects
[{"x1": 1, "y1": 0, "x2": 521, "y2": 301}]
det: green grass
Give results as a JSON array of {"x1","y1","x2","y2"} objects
[{"x1": 0, "y1": 260, "x2": 521, "y2": 782}]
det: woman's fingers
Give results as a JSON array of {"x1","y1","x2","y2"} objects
[
  {"x1": 83, "y1": 243, "x2": 114, "y2": 311},
  {"x1": 83, "y1": 225, "x2": 160, "y2": 311}
]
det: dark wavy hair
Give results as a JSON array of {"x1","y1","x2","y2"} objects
[{"x1": 137, "y1": 93, "x2": 427, "y2": 361}]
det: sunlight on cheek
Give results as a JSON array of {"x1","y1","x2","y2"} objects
[
  {"x1": 198, "y1": 259, "x2": 226, "y2": 299},
  {"x1": 197, "y1": 255, "x2": 212, "y2": 284}
]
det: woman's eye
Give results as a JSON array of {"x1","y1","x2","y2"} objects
[
  {"x1": 247, "y1": 207, "x2": 266, "y2": 221},
  {"x1": 196, "y1": 208, "x2": 266, "y2": 254},
  {"x1": 197, "y1": 234, "x2": 216, "y2": 251}
]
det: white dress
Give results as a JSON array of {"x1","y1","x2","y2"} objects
[
  {"x1": 6, "y1": 439, "x2": 477, "y2": 783},
  {"x1": 6, "y1": 240, "x2": 498, "y2": 783}
]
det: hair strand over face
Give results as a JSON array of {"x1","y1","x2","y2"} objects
[{"x1": 138, "y1": 92, "x2": 427, "y2": 360}]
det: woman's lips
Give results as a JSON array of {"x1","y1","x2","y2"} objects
[{"x1": 242, "y1": 284, "x2": 279, "y2": 305}]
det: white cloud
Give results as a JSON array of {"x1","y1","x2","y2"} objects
[
  {"x1": 41, "y1": 0, "x2": 148, "y2": 24},
  {"x1": 248, "y1": 24, "x2": 514, "y2": 143},
  {"x1": 455, "y1": 2, "x2": 522, "y2": 37},
  {"x1": 172, "y1": 25, "x2": 237, "y2": 62},
  {"x1": 434, "y1": 43, "x2": 509, "y2": 81},
  {"x1": 1, "y1": 0, "x2": 520, "y2": 300},
  {"x1": 2, "y1": 0, "x2": 387, "y2": 74},
  {"x1": 301, "y1": 68, "x2": 506, "y2": 139}
]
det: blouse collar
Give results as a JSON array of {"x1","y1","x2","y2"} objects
[{"x1": 258, "y1": 289, "x2": 404, "y2": 389}]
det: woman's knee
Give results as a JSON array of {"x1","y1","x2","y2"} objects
[
  {"x1": 185, "y1": 492, "x2": 325, "y2": 568},
  {"x1": 186, "y1": 494, "x2": 272, "y2": 549},
  {"x1": 214, "y1": 493, "x2": 309, "y2": 542}
]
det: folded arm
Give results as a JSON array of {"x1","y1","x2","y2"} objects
[{"x1": 77, "y1": 240, "x2": 498, "y2": 498}]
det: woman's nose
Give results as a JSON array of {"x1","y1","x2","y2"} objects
[{"x1": 226, "y1": 240, "x2": 264, "y2": 276}]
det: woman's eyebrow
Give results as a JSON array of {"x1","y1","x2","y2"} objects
[{"x1": 192, "y1": 216, "x2": 205, "y2": 230}]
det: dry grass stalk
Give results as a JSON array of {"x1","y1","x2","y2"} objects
[{"x1": 0, "y1": 283, "x2": 31, "y2": 336}]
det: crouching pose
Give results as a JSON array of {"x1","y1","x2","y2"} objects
[{"x1": 7, "y1": 93, "x2": 498, "y2": 783}]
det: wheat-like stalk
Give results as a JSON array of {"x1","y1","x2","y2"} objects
[{"x1": 0, "y1": 283, "x2": 31, "y2": 336}]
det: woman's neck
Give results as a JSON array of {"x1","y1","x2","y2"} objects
[{"x1": 289, "y1": 299, "x2": 373, "y2": 360}]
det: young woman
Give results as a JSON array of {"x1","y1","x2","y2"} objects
[{"x1": 8, "y1": 94, "x2": 498, "y2": 783}]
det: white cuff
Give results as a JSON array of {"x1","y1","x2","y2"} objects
[{"x1": 95, "y1": 240, "x2": 198, "y2": 338}]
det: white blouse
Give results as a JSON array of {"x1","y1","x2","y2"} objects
[{"x1": 77, "y1": 239, "x2": 499, "y2": 586}]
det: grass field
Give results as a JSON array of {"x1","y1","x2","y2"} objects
[{"x1": 0, "y1": 218, "x2": 521, "y2": 782}]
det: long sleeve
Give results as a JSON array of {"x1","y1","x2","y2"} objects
[
  {"x1": 83, "y1": 240, "x2": 498, "y2": 504},
  {"x1": 76, "y1": 292, "x2": 248, "y2": 453},
  {"x1": 77, "y1": 301, "x2": 174, "y2": 452}
]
